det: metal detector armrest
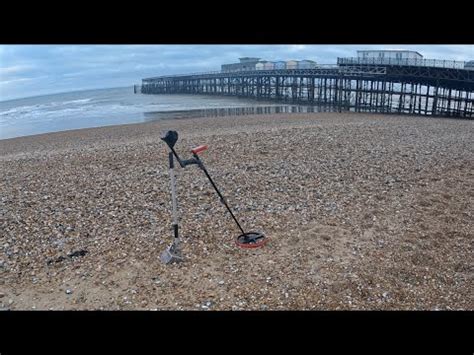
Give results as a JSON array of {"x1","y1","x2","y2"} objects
[{"x1": 191, "y1": 145, "x2": 208, "y2": 155}]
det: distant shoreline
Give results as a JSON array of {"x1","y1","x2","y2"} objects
[
  {"x1": 3, "y1": 107, "x2": 467, "y2": 143},
  {"x1": 0, "y1": 103, "x2": 339, "y2": 141}
]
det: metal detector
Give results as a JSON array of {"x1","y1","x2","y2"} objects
[{"x1": 160, "y1": 130, "x2": 267, "y2": 264}]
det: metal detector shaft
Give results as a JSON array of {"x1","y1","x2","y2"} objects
[
  {"x1": 169, "y1": 152, "x2": 179, "y2": 240},
  {"x1": 193, "y1": 154, "x2": 246, "y2": 235},
  {"x1": 160, "y1": 151, "x2": 183, "y2": 264}
]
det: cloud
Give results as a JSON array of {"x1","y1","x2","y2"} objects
[
  {"x1": 0, "y1": 64, "x2": 36, "y2": 76},
  {"x1": 0, "y1": 44, "x2": 473, "y2": 101},
  {"x1": 288, "y1": 45, "x2": 307, "y2": 52},
  {"x1": 62, "y1": 72, "x2": 84, "y2": 77}
]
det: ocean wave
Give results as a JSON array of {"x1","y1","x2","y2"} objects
[
  {"x1": 0, "y1": 98, "x2": 94, "y2": 116},
  {"x1": 62, "y1": 98, "x2": 93, "y2": 105},
  {"x1": 1, "y1": 106, "x2": 40, "y2": 117}
]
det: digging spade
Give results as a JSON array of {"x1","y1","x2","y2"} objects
[{"x1": 160, "y1": 131, "x2": 183, "y2": 264}]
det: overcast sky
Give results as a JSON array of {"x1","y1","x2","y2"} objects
[{"x1": 1, "y1": 45, "x2": 473, "y2": 101}]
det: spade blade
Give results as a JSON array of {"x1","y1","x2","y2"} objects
[{"x1": 160, "y1": 243, "x2": 183, "y2": 264}]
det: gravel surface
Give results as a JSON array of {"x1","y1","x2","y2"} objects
[{"x1": 0, "y1": 112, "x2": 473, "y2": 310}]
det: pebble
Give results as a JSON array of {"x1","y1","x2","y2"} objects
[{"x1": 201, "y1": 301, "x2": 213, "y2": 309}]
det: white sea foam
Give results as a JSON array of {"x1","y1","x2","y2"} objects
[{"x1": 62, "y1": 98, "x2": 93, "y2": 105}]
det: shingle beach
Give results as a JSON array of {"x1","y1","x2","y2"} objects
[{"x1": 1, "y1": 113, "x2": 472, "y2": 310}]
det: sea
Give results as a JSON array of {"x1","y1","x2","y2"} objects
[{"x1": 0, "y1": 86, "x2": 329, "y2": 140}]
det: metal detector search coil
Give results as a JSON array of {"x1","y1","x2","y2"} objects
[{"x1": 236, "y1": 232, "x2": 268, "y2": 249}]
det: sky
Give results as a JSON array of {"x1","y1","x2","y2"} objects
[{"x1": 0, "y1": 45, "x2": 473, "y2": 101}]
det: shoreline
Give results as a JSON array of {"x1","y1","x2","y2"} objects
[
  {"x1": 0, "y1": 110, "x2": 470, "y2": 143},
  {"x1": 1, "y1": 112, "x2": 358, "y2": 157},
  {"x1": 1, "y1": 112, "x2": 472, "y2": 310}
]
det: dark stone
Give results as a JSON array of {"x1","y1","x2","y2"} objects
[
  {"x1": 47, "y1": 255, "x2": 66, "y2": 265},
  {"x1": 67, "y1": 249, "x2": 88, "y2": 258}
]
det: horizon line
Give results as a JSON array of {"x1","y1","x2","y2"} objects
[{"x1": 0, "y1": 85, "x2": 133, "y2": 103}]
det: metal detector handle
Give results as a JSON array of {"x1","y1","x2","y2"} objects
[
  {"x1": 166, "y1": 145, "x2": 199, "y2": 168},
  {"x1": 191, "y1": 145, "x2": 208, "y2": 155}
]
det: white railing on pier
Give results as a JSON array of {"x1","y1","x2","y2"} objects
[
  {"x1": 142, "y1": 64, "x2": 377, "y2": 82},
  {"x1": 337, "y1": 57, "x2": 469, "y2": 69}
]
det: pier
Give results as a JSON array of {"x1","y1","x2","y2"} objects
[{"x1": 136, "y1": 57, "x2": 474, "y2": 118}]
